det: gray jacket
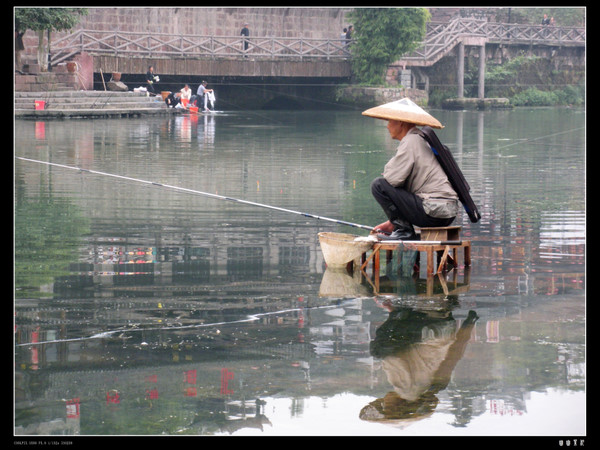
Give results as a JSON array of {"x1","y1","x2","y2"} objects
[{"x1": 383, "y1": 127, "x2": 459, "y2": 219}]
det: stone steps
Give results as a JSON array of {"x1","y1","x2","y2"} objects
[
  {"x1": 14, "y1": 90, "x2": 178, "y2": 119},
  {"x1": 15, "y1": 90, "x2": 164, "y2": 109}
]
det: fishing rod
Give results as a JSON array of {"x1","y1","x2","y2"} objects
[
  {"x1": 17, "y1": 157, "x2": 468, "y2": 245},
  {"x1": 16, "y1": 156, "x2": 377, "y2": 233}
]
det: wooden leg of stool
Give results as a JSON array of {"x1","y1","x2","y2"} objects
[
  {"x1": 464, "y1": 243, "x2": 471, "y2": 267},
  {"x1": 426, "y1": 247, "x2": 434, "y2": 275},
  {"x1": 374, "y1": 247, "x2": 380, "y2": 277},
  {"x1": 437, "y1": 246, "x2": 450, "y2": 273}
]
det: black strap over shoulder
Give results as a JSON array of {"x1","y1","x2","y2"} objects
[{"x1": 417, "y1": 126, "x2": 481, "y2": 223}]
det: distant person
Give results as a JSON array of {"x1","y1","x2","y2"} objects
[
  {"x1": 241, "y1": 22, "x2": 250, "y2": 54},
  {"x1": 165, "y1": 91, "x2": 181, "y2": 108},
  {"x1": 197, "y1": 80, "x2": 214, "y2": 112},
  {"x1": 146, "y1": 66, "x2": 159, "y2": 95},
  {"x1": 341, "y1": 27, "x2": 347, "y2": 41},
  {"x1": 181, "y1": 84, "x2": 192, "y2": 100},
  {"x1": 541, "y1": 14, "x2": 550, "y2": 26},
  {"x1": 180, "y1": 84, "x2": 192, "y2": 107},
  {"x1": 345, "y1": 25, "x2": 353, "y2": 46}
]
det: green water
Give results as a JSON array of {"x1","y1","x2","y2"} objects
[{"x1": 14, "y1": 107, "x2": 585, "y2": 436}]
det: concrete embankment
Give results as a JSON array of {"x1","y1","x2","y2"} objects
[{"x1": 335, "y1": 86, "x2": 512, "y2": 110}]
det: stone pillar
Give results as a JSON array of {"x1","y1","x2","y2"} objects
[
  {"x1": 457, "y1": 42, "x2": 464, "y2": 98},
  {"x1": 399, "y1": 69, "x2": 411, "y2": 88},
  {"x1": 478, "y1": 44, "x2": 485, "y2": 99}
]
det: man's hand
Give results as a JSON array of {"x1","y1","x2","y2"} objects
[{"x1": 371, "y1": 220, "x2": 394, "y2": 235}]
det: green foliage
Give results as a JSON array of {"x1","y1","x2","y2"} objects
[
  {"x1": 15, "y1": 7, "x2": 88, "y2": 33},
  {"x1": 15, "y1": 7, "x2": 88, "y2": 71},
  {"x1": 511, "y1": 86, "x2": 584, "y2": 106},
  {"x1": 348, "y1": 8, "x2": 430, "y2": 85},
  {"x1": 483, "y1": 55, "x2": 585, "y2": 106},
  {"x1": 511, "y1": 88, "x2": 558, "y2": 106},
  {"x1": 486, "y1": 55, "x2": 542, "y2": 84}
]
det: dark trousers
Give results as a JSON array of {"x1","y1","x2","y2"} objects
[{"x1": 371, "y1": 177, "x2": 455, "y2": 228}]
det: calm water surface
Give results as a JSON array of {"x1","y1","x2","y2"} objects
[{"x1": 14, "y1": 107, "x2": 585, "y2": 437}]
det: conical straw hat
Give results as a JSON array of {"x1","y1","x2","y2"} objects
[{"x1": 362, "y1": 98, "x2": 444, "y2": 129}]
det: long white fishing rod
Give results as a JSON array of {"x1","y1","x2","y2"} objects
[
  {"x1": 16, "y1": 156, "x2": 377, "y2": 233},
  {"x1": 17, "y1": 157, "x2": 467, "y2": 244}
]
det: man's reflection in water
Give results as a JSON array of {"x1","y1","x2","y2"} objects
[{"x1": 360, "y1": 299, "x2": 478, "y2": 425}]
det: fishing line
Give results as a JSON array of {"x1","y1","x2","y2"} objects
[
  {"x1": 16, "y1": 156, "x2": 377, "y2": 233},
  {"x1": 15, "y1": 302, "x2": 345, "y2": 347},
  {"x1": 493, "y1": 126, "x2": 585, "y2": 151}
]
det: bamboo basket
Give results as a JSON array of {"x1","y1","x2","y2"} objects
[{"x1": 318, "y1": 232, "x2": 374, "y2": 268}]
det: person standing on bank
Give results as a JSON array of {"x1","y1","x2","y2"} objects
[
  {"x1": 197, "y1": 81, "x2": 214, "y2": 112},
  {"x1": 146, "y1": 66, "x2": 159, "y2": 95},
  {"x1": 363, "y1": 98, "x2": 459, "y2": 241},
  {"x1": 241, "y1": 22, "x2": 250, "y2": 55}
]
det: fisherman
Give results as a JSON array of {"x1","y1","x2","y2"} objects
[{"x1": 363, "y1": 98, "x2": 459, "y2": 241}]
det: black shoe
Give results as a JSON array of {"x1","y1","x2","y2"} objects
[
  {"x1": 378, "y1": 228, "x2": 418, "y2": 241},
  {"x1": 378, "y1": 219, "x2": 418, "y2": 241}
]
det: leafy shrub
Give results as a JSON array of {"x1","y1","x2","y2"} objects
[{"x1": 511, "y1": 88, "x2": 558, "y2": 106}]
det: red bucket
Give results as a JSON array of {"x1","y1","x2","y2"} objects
[{"x1": 34, "y1": 100, "x2": 45, "y2": 110}]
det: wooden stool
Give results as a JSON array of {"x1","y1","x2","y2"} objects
[
  {"x1": 419, "y1": 226, "x2": 462, "y2": 242},
  {"x1": 360, "y1": 226, "x2": 471, "y2": 278},
  {"x1": 417, "y1": 226, "x2": 469, "y2": 274}
]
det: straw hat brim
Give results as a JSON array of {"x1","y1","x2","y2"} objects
[{"x1": 362, "y1": 99, "x2": 444, "y2": 129}]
